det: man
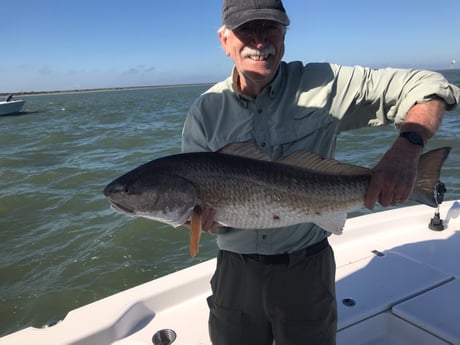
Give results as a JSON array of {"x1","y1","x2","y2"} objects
[{"x1": 181, "y1": 0, "x2": 460, "y2": 344}]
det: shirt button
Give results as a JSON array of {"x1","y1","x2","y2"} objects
[
  {"x1": 262, "y1": 234, "x2": 267, "y2": 240},
  {"x1": 258, "y1": 108, "x2": 262, "y2": 114},
  {"x1": 261, "y1": 142, "x2": 266, "y2": 147}
]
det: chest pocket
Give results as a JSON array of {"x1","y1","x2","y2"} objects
[{"x1": 269, "y1": 107, "x2": 339, "y2": 158}]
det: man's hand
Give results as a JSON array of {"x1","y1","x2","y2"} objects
[
  {"x1": 183, "y1": 204, "x2": 220, "y2": 233},
  {"x1": 365, "y1": 140, "x2": 420, "y2": 209},
  {"x1": 200, "y1": 204, "x2": 220, "y2": 233},
  {"x1": 365, "y1": 99, "x2": 445, "y2": 209}
]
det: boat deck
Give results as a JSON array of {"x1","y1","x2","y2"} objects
[{"x1": 1, "y1": 200, "x2": 459, "y2": 345}]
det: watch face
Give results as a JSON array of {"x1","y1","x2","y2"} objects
[
  {"x1": 408, "y1": 132, "x2": 423, "y2": 145},
  {"x1": 401, "y1": 132, "x2": 424, "y2": 147}
]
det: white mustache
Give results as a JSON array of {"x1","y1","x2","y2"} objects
[{"x1": 241, "y1": 45, "x2": 276, "y2": 59}]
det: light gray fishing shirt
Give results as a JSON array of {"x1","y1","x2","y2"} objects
[{"x1": 182, "y1": 61, "x2": 459, "y2": 255}]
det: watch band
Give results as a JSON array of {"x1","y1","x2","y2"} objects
[{"x1": 399, "y1": 131, "x2": 424, "y2": 148}]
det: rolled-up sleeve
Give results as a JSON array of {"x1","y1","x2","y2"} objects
[{"x1": 333, "y1": 66, "x2": 460, "y2": 131}]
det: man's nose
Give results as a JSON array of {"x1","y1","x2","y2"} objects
[{"x1": 251, "y1": 28, "x2": 268, "y2": 46}]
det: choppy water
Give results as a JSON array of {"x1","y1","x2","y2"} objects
[{"x1": 1, "y1": 71, "x2": 459, "y2": 336}]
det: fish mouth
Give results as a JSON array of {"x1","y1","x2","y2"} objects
[{"x1": 109, "y1": 201, "x2": 135, "y2": 216}]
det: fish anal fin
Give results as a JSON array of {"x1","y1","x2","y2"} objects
[{"x1": 314, "y1": 212, "x2": 347, "y2": 235}]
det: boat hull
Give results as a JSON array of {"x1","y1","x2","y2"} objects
[
  {"x1": 0, "y1": 100, "x2": 25, "y2": 115},
  {"x1": 1, "y1": 201, "x2": 459, "y2": 344}
]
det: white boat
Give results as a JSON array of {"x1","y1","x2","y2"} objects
[
  {"x1": 1, "y1": 200, "x2": 459, "y2": 345},
  {"x1": 0, "y1": 99, "x2": 25, "y2": 115}
]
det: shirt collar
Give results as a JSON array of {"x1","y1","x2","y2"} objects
[{"x1": 231, "y1": 63, "x2": 283, "y2": 101}]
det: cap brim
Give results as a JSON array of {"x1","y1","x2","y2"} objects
[{"x1": 224, "y1": 9, "x2": 290, "y2": 30}]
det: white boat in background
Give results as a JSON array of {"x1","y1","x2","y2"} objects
[
  {"x1": 0, "y1": 99, "x2": 25, "y2": 115},
  {"x1": 1, "y1": 200, "x2": 459, "y2": 345}
]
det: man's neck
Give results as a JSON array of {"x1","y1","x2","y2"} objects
[{"x1": 237, "y1": 78, "x2": 263, "y2": 97}]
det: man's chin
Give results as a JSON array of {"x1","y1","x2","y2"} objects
[
  {"x1": 240, "y1": 71, "x2": 275, "y2": 88},
  {"x1": 244, "y1": 57, "x2": 269, "y2": 67}
]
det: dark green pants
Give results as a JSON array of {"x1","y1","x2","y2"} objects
[{"x1": 207, "y1": 239, "x2": 337, "y2": 345}]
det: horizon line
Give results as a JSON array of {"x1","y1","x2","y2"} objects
[{"x1": 0, "y1": 82, "x2": 217, "y2": 97}]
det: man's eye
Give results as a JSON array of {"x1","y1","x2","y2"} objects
[{"x1": 237, "y1": 27, "x2": 252, "y2": 35}]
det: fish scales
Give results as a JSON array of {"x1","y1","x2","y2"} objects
[{"x1": 112, "y1": 152, "x2": 370, "y2": 229}]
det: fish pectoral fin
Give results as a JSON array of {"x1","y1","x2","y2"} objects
[
  {"x1": 314, "y1": 212, "x2": 347, "y2": 235},
  {"x1": 189, "y1": 208, "x2": 202, "y2": 257}
]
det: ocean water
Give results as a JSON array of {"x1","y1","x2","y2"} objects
[{"x1": 1, "y1": 70, "x2": 459, "y2": 336}]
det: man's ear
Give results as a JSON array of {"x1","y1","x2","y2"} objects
[{"x1": 218, "y1": 30, "x2": 231, "y2": 57}]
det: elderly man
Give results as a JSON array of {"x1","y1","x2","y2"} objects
[{"x1": 182, "y1": 0, "x2": 460, "y2": 344}]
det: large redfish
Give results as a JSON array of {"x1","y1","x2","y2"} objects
[{"x1": 104, "y1": 142, "x2": 450, "y2": 256}]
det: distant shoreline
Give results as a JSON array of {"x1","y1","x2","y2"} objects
[
  {"x1": 0, "y1": 82, "x2": 215, "y2": 97},
  {"x1": 2, "y1": 67, "x2": 458, "y2": 97}
]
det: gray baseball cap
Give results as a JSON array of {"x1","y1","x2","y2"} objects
[{"x1": 222, "y1": 0, "x2": 290, "y2": 30}]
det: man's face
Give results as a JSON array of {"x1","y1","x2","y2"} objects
[{"x1": 219, "y1": 20, "x2": 286, "y2": 93}]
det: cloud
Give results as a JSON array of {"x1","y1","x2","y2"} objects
[
  {"x1": 122, "y1": 65, "x2": 156, "y2": 76},
  {"x1": 67, "y1": 69, "x2": 87, "y2": 75},
  {"x1": 38, "y1": 65, "x2": 53, "y2": 75},
  {"x1": 123, "y1": 68, "x2": 141, "y2": 76}
]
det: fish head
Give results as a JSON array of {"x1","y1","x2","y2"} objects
[{"x1": 103, "y1": 170, "x2": 198, "y2": 227}]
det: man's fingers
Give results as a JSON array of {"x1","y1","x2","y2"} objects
[
  {"x1": 364, "y1": 174, "x2": 382, "y2": 209},
  {"x1": 365, "y1": 171, "x2": 415, "y2": 209},
  {"x1": 200, "y1": 205, "x2": 219, "y2": 233}
]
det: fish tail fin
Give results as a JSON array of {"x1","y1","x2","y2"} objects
[{"x1": 410, "y1": 147, "x2": 451, "y2": 207}]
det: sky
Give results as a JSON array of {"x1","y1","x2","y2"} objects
[{"x1": 1, "y1": 0, "x2": 459, "y2": 93}]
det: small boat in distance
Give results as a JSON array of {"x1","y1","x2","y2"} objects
[{"x1": 0, "y1": 94, "x2": 26, "y2": 115}]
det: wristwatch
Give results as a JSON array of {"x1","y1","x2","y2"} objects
[{"x1": 399, "y1": 131, "x2": 424, "y2": 148}]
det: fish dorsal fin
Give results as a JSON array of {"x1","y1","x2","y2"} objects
[
  {"x1": 279, "y1": 151, "x2": 372, "y2": 176},
  {"x1": 219, "y1": 141, "x2": 371, "y2": 176},
  {"x1": 218, "y1": 141, "x2": 272, "y2": 161}
]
